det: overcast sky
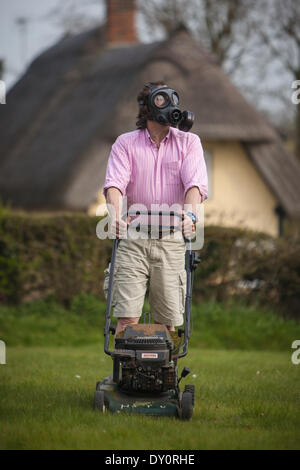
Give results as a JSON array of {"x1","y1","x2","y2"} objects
[{"x1": 0, "y1": 0, "x2": 106, "y2": 89}]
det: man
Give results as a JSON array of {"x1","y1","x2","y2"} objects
[{"x1": 103, "y1": 81, "x2": 208, "y2": 336}]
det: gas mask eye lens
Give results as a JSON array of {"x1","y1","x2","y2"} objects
[
  {"x1": 154, "y1": 94, "x2": 168, "y2": 108},
  {"x1": 172, "y1": 93, "x2": 179, "y2": 105}
]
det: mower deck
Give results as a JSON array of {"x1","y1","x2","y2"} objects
[{"x1": 96, "y1": 375, "x2": 180, "y2": 417}]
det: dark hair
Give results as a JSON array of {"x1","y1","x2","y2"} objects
[{"x1": 136, "y1": 81, "x2": 167, "y2": 129}]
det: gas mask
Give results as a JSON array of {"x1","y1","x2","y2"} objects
[{"x1": 140, "y1": 83, "x2": 194, "y2": 132}]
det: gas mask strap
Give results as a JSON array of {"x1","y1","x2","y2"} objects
[{"x1": 138, "y1": 83, "x2": 155, "y2": 106}]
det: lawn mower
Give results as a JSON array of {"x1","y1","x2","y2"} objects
[{"x1": 94, "y1": 210, "x2": 200, "y2": 420}]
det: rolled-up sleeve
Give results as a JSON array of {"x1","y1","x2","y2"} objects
[
  {"x1": 103, "y1": 136, "x2": 131, "y2": 198},
  {"x1": 180, "y1": 134, "x2": 208, "y2": 203}
]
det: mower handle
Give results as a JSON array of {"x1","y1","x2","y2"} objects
[{"x1": 104, "y1": 210, "x2": 199, "y2": 357}]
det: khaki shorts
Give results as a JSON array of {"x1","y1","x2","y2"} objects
[{"x1": 104, "y1": 235, "x2": 186, "y2": 327}]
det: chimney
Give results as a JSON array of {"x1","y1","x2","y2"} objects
[{"x1": 106, "y1": 0, "x2": 138, "y2": 45}]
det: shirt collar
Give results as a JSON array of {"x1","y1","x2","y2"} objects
[{"x1": 145, "y1": 126, "x2": 171, "y2": 145}]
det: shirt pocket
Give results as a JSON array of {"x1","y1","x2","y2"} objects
[{"x1": 163, "y1": 161, "x2": 180, "y2": 185}]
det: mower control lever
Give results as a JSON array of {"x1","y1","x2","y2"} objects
[
  {"x1": 178, "y1": 366, "x2": 191, "y2": 383},
  {"x1": 191, "y1": 252, "x2": 201, "y2": 270}
]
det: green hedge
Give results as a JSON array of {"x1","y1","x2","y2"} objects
[
  {"x1": 0, "y1": 209, "x2": 112, "y2": 306},
  {"x1": 0, "y1": 207, "x2": 299, "y2": 317},
  {"x1": 194, "y1": 226, "x2": 300, "y2": 317}
]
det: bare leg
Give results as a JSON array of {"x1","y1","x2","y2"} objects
[
  {"x1": 155, "y1": 322, "x2": 175, "y2": 332},
  {"x1": 115, "y1": 318, "x2": 174, "y2": 339},
  {"x1": 115, "y1": 317, "x2": 140, "y2": 336},
  {"x1": 166, "y1": 325, "x2": 175, "y2": 332}
]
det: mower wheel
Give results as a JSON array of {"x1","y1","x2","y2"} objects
[
  {"x1": 94, "y1": 390, "x2": 105, "y2": 412},
  {"x1": 184, "y1": 385, "x2": 195, "y2": 406},
  {"x1": 181, "y1": 391, "x2": 193, "y2": 420}
]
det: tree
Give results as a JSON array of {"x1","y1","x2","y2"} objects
[
  {"x1": 257, "y1": 0, "x2": 300, "y2": 160},
  {"x1": 47, "y1": 0, "x2": 105, "y2": 37},
  {"x1": 137, "y1": 0, "x2": 272, "y2": 115},
  {"x1": 138, "y1": 0, "x2": 258, "y2": 74},
  {"x1": 138, "y1": 0, "x2": 300, "y2": 157}
]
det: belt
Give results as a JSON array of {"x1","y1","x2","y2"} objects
[
  {"x1": 128, "y1": 224, "x2": 180, "y2": 239},
  {"x1": 147, "y1": 228, "x2": 175, "y2": 239}
]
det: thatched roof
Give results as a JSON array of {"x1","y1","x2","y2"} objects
[
  {"x1": 244, "y1": 139, "x2": 300, "y2": 217},
  {"x1": 0, "y1": 25, "x2": 299, "y2": 217}
]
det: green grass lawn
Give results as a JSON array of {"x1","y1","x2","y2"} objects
[
  {"x1": 0, "y1": 345, "x2": 299, "y2": 450},
  {"x1": 0, "y1": 296, "x2": 300, "y2": 449}
]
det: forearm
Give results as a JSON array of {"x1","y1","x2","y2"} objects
[
  {"x1": 106, "y1": 187, "x2": 123, "y2": 220},
  {"x1": 184, "y1": 186, "x2": 201, "y2": 219}
]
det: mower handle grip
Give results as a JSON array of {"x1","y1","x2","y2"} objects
[
  {"x1": 122, "y1": 210, "x2": 185, "y2": 234},
  {"x1": 123, "y1": 210, "x2": 184, "y2": 220}
]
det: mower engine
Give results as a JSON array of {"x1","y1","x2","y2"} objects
[{"x1": 113, "y1": 325, "x2": 178, "y2": 394}]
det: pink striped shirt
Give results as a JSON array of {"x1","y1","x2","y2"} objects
[{"x1": 103, "y1": 127, "x2": 208, "y2": 209}]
